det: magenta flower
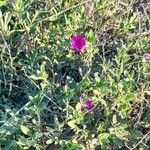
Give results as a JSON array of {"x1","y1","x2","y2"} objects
[
  {"x1": 81, "y1": 99, "x2": 93, "y2": 111},
  {"x1": 144, "y1": 53, "x2": 150, "y2": 63},
  {"x1": 70, "y1": 34, "x2": 86, "y2": 52}
]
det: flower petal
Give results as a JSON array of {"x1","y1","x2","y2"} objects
[{"x1": 70, "y1": 34, "x2": 86, "y2": 52}]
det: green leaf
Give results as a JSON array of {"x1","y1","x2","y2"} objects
[
  {"x1": 30, "y1": 74, "x2": 45, "y2": 80},
  {"x1": 0, "y1": 1, "x2": 6, "y2": 7},
  {"x1": 130, "y1": 129, "x2": 143, "y2": 140},
  {"x1": 112, "y1": 114, "x2": 117, "y2": 124},
  {"x1": 113, "y1": 138, "x2": 124, "y2": 148},
  {"x1": 46, "y1": 139, "x2": 53, "y2": 144},
  {"x1": 75, "y1": 102, "x2": 81, "y2": 111},
  {"x1": 20, "y1": 125, "x2": 30, "y2": 135},
  {"x1": 99, "y1": 133, "x2": 110, "y2": 144},
  {"x1": 129, "y1": 14, "x2": 137, "y2": 24},
  {"x1": 100, "y1": 133, "x2": 109, "y2": 139},
  {"x1": 68, "y1": 120, "x2": 76, "y2": 129},
  {"x1": 34, "y1": 132, "x2": 43, "y2": 140}
]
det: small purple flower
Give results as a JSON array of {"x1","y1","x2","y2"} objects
[
  {"x1": 81, "y1": 99, "x2": 93, "y2": 111},
  {"x1": 86, "y1": 2, "x2": 94, "y2": 16},
  {"x1": 70, "y1": 34, "x2": 86, "y2": 52},
  {"x1": 144, "y1": 53, "x2": 150, "y2": 63}
]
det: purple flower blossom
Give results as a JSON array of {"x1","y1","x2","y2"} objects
[
  {"x1": 86, "y1": 2, "x2": 94, "y2": 16},
  {"x1": 81, "y1": 99, "x2": 93, "y2": 111},
  {"x1": 144, "y1": 53, "x2": 150, "y2": 63},
  {"x1": 70, "y1": 34, "x2": 86, "y2": 52}
]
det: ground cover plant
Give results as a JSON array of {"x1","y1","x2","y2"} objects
[{"x1": 0, "y1": 0, "x2": 150, "y2": 149}]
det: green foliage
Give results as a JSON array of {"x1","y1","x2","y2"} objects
[{"x1": 0, "y1": 0, "x2": 150, "y2": 150}]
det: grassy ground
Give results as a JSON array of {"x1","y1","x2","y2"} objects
[{"x1": 0, "y1": 0, "x2": 150, "y2": 149}]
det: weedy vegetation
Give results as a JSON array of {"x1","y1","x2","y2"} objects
[{"x1": 0, "y1": 0, "x2": 150, "y2": 150}]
